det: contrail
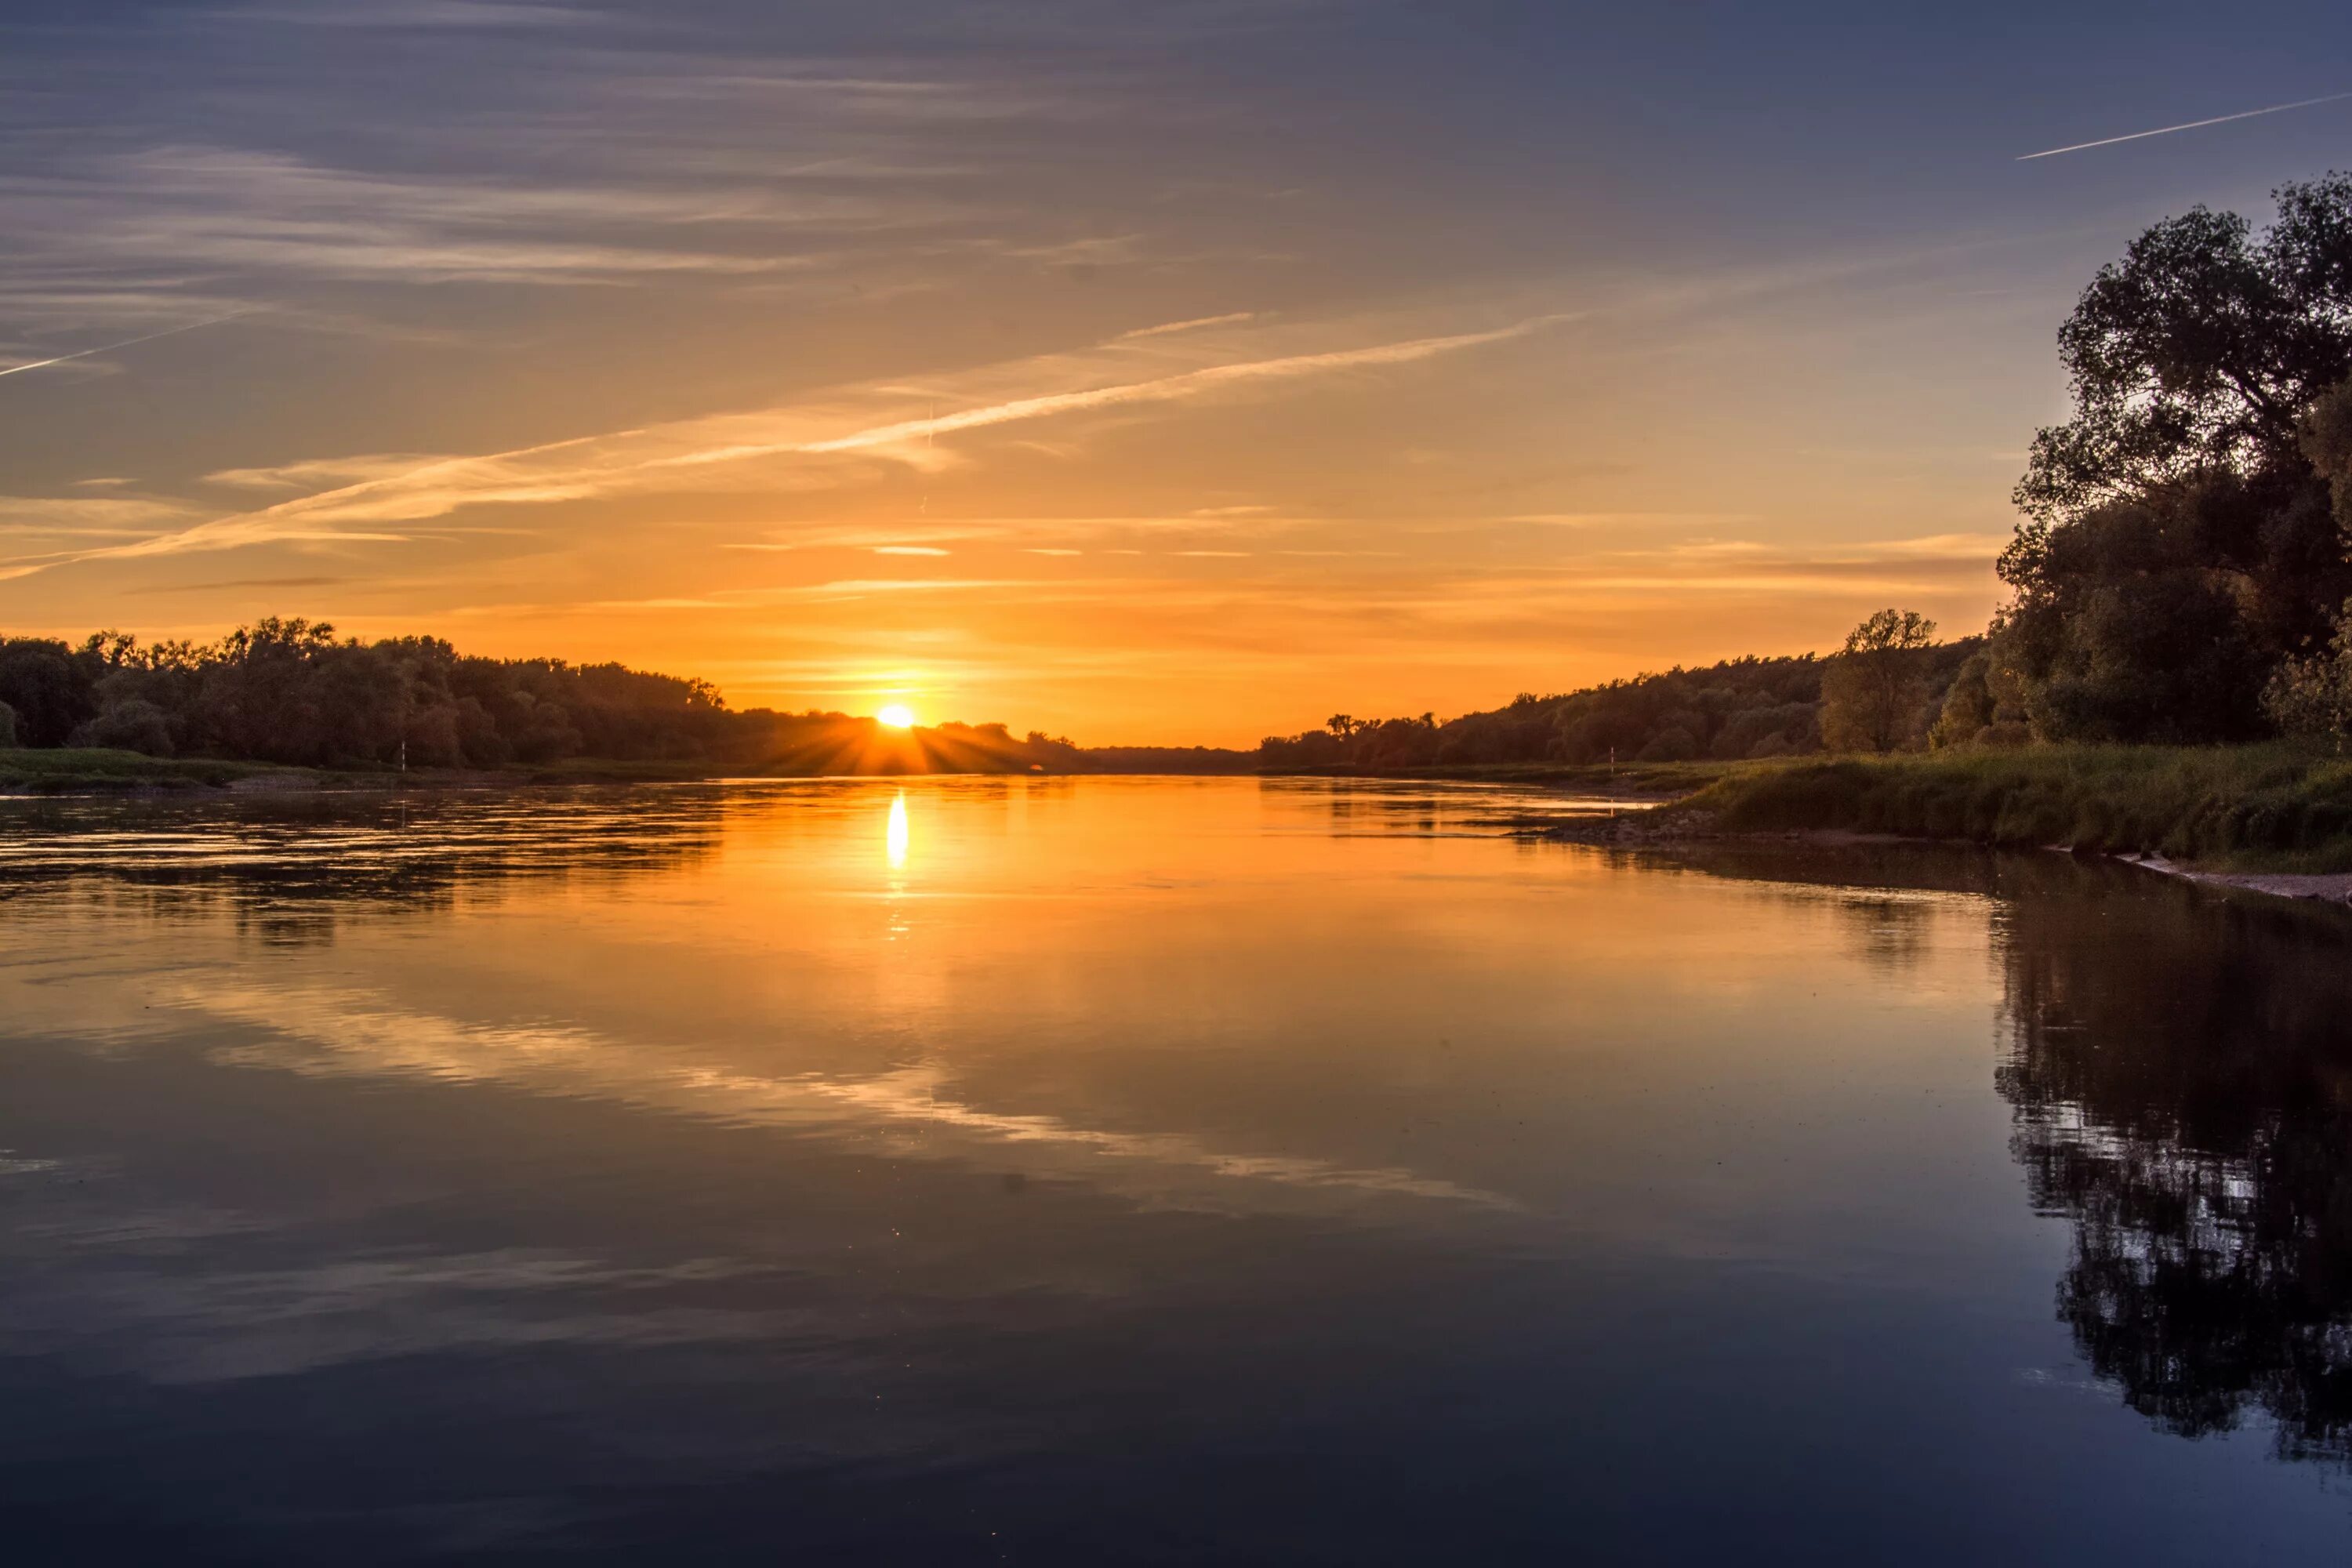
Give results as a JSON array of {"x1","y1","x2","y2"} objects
[
  {"x1": 2019, "y1": 92, "x2": 2352, "y2": 160},
  {"x1": 0, "y1": 312, "x2": 249, "y2": 380}
]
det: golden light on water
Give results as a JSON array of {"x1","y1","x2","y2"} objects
[
  {"x1": 876, "y1": 704, "x2": 916, "y2": 729},
  {"x1": 886, "y1": 791, "x2": 909, "y2": 869}
]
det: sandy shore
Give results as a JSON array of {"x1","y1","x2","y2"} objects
[{"x1": 2114, "y1": 853, "x2": 2352, "y2": 907}]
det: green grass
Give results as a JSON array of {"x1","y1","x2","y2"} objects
[
  {"x1": 1267, "y1": 758, "x2": 1745, "y2": 795},
  {"x1": 0, "y1": 749, "x2": 748, "y2": 793},
  {"x1": 1675, "y1": 744, "x2": 2352, "y2": 871},
  {"x1": 0, "y1": 747, "x2": 318, "y2": 793}
]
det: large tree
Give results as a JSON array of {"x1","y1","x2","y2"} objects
[
  {"x1": 1820, "y1": 608, "x2": 1937, "y2": 753},
  {"x1": 1999, "y1": 174, "x2": 2352, "y2": 742},
  {"x1": 2016, "y1": 172, "x2": 2352, "y2": 525}
]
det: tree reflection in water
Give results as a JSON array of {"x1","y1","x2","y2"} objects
[
  {"x1": 1997, "y1": 869, "x2": 2352, "y2": 1465},
  {"x1": 1666, "y1": 841, "x2": 2352, "y2": 1467}
]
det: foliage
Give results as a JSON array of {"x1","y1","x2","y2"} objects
[
  {"x1": 1997, "y1": 479, "x2": 2293, "y2": 743},
  {"x1": 2263, "y1": 597, "x2": 2352, "y2": 745},
  {"x1": 1262, "y1": 655, "x2": 1835, "y2": 771},
  {"x1": 1681, "y1": 744, "x2": 2352, "y2": 870},
  {"x1": 2016, "y1": 172, "x2": 2352, "y2": 524},
  {"x1": 1926, "y1": 641, "x2": 2033, "y2": 750},
  {"x1": 0, "y1": 699, "x2": 16, "y2": 749},
  {"x1": 1819, "y1": 608, "x2": 1937, "y2": 753},
  {"x1": 1261, "y1": 639, "x2": 1990, "y2": 774},
  {"x1": 1998, "y1": 174, "x2": 2352, "y2": 742}
]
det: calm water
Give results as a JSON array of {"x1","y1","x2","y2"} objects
[{"x1": 4, "y1": 778, "x2": 2350, "y2": 1564}]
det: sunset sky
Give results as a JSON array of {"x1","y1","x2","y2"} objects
[{"x1": 4, "y1": 1, "x2": 2350, "y2": 743}]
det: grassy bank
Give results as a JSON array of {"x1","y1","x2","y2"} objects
[
  {"x1": 0, "y1": 749, "x2": 736, "y2": 793},
  {"x1": 0, "y1": 748, "x2": 317, "y2": 793},
  {"x1": 1265, "y1": 758, "x2": 1735, "y2": 795},
  {"x1": 1676, "y1": 745, "x2": 2352, "y2": 871}
]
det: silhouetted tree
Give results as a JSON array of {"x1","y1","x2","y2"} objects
[
  {"x1": 1260, "y1": 649, "x2": 1994, "y2": 771},
  {"x1": 0, "y1": 639, "x2": 97, "y2": 747},
  {"x1": 1999, "y1": 175, "x2": 2352, "y2": 739},
  {"x1": 1820, "y1": 609, "x2": 1937, "y2": 753}
]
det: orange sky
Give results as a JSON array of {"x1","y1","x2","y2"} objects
[{"x1": 4, "y1": 4, "x2": 2343, "y2": 743}]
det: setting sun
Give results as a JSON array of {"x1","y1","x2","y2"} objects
[{"x1": 876, "y1": 704, "x2": 916, "y2": 729}]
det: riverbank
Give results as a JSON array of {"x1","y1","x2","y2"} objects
[
  {"x1": 0, "y1": 749, "x2": 746, "y2": 794},
  {"x1": 1518, "y1": 744, "x2": 2352, "y2": 902},
  {"x1": 0, "y1": 748, "x2": 1254, "y2": 794}
]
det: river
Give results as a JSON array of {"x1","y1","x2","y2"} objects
[{"x1": 2, "y1": 778, "x2": 2347, "y2": 1563}]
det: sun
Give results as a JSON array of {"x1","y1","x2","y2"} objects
[{"x1": 876, "y1": 703, "x2": 916, "y2": 729}]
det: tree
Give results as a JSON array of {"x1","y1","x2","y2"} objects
[
  {"x1": 2263, "y1": 597, "x2": 2352, "y2": 746},
  {"x1": 1928, "y1": 638, "x2": 2032, "y2": 750},
  {"x1": 2016, "y1": 173, "x2": 2352, "y2": 526},
  {"x1": 77, "y1": 699, "x2": 175, "y2": 757},
  {"x1": 0, "y1": 639, "x2": 97, "y2": 747},
  {"x1": 1998, "y1": 175, "x2": 2352, "y2": 740},
  {"x1": 1820, "y1": 609, "x2": 1936, "y2": 753}
]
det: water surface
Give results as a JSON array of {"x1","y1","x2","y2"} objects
[{"x1": 3, "y1": 779, "x2": 2349, "y2": 1563}]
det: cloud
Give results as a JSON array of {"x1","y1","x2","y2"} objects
[
  {"x1": 1119, "y1": 310, "x2": 1259, "y2": 339},
  {"x1": 26, "y1": 311, "x2": 1572, "y2": 574},
  {"x1": 2017, "y1": 91, "x2": 2352, "y2": 160},
  {"x1": 223, "y1": 1, "x2": 606, "y2": 27},
  {"x1": 129, "y1": 575, "x2": 349, "y2": 595},
  {"x1": 1504, "y1": 511, "x2": 1761, "y2": 528},
  {"x1": 687, "y1": 314, "x2": 1573, "y2": 465},
  {"x1": 205, "y1": 453, "x2": 452, "y2": 490},
  {"x1": 872, "y1": 544, "x2": 952, "y2": 555},
  {"x1": 0, "y1": 495, "x2": 201, "y2": 535}
]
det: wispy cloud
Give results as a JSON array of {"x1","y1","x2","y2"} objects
[
  {"x1": 20, "y1": 311, "x2": 1570, "y2": 574},
  {"x1": 0, "y1": 495, "x2": 201, "y2": 535},
  {"x1": 225, "y1": 1, "x2": 608, "y2": 27},
  {"x1": 130, "y1": 574, "x2": 349, "y2": 595},
  {"x1": 2017, "y1": 91, "x2": 2352, "y2": 160},
  {"x1": 1119, "y1": 310, "x2": 1258, "y2": 339},
  {"x1": 205, "y1": 453, "x2": 451, "y2": 490}
]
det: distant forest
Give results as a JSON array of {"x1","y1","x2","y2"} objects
[
  {"x1": 1259, "y1": 636, "x2": 1984, "y2": 771},
  {"x1": 0, "y1": 617, "x2": 1243, "y2": 775}
]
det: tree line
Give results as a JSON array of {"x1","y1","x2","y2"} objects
[
  {"x1": 1265, "y1": 171, "x2": 2352, "y2": 768},
  {"x1": 0, "y1": 616, "x2": 1247, "y2": 775}
]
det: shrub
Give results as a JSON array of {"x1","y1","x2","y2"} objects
[{"x1": 75, "y1": 699, "x2": 175, "y2": 757}]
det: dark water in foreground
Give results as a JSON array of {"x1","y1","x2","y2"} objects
[{"x1": 4, "y1": 779, "x2": 2351, "y2": 1564}]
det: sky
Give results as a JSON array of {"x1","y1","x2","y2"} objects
[{"x1": 3, "y1": 1, "x2": 2350, "y2": 744}]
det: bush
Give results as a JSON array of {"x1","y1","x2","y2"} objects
[
  {"x1": 2263, "y1": 597, "x2": 2352, "y2": 747},
  {"x1": 75, "y1": 699, "x2": 175, "y2": 757}
]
